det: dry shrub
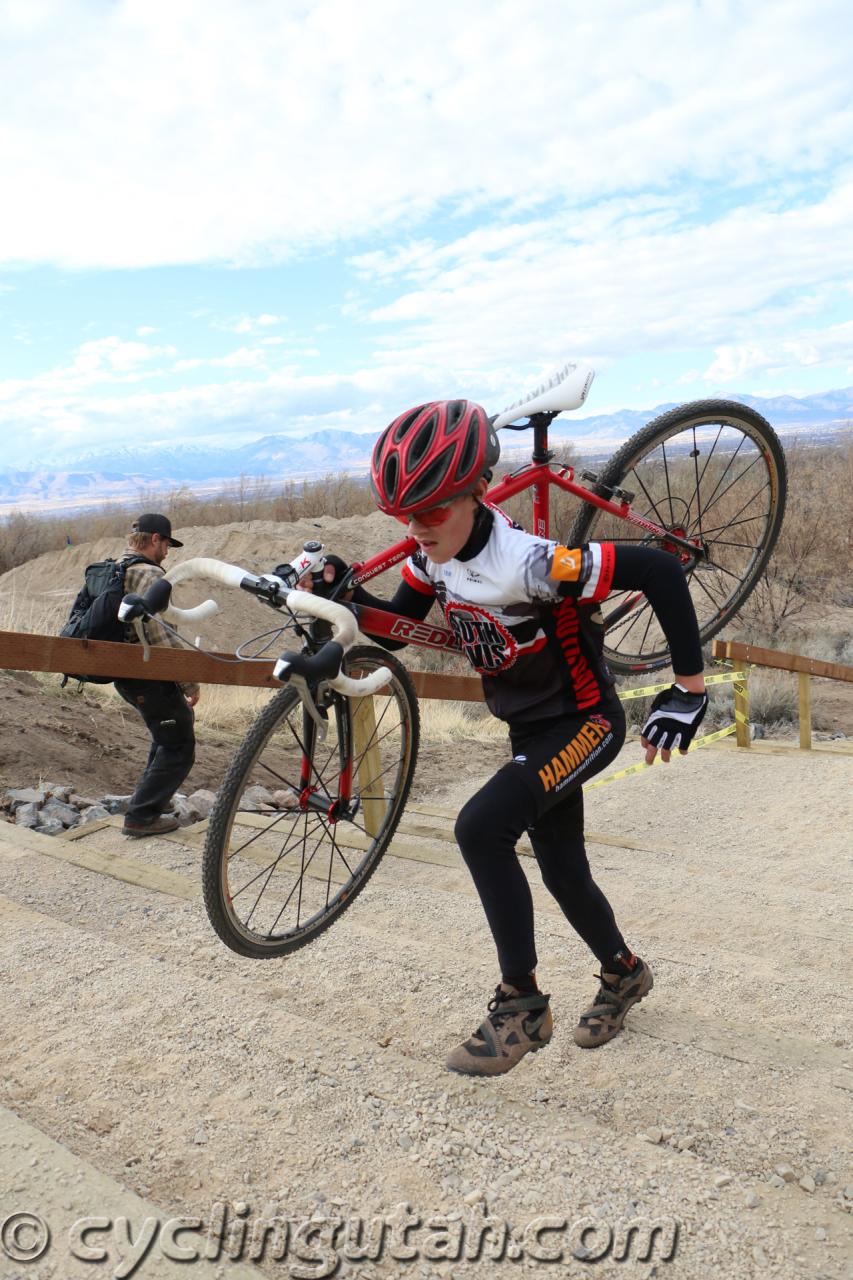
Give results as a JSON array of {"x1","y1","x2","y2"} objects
[
  {"x1": 740, "y1": 434, "x2": 853, "y2": 638},
  {"x1": 0, "y1": 472, "x2": 377, "y2": 576}
]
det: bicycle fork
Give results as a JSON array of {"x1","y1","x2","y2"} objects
[{"x1": 297, "y1": 696, "x2": 359, "y2": 824}]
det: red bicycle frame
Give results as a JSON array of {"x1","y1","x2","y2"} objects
[{"x1": 348, "y1": 438, "x2": 703, "y2": 654}]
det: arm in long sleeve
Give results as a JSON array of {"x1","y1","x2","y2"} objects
[
  {"x1": 609, "y1": 546, "x2": 704, "y2": 677},
  {"x1": 122, "y1": 559, "x2": 200, "y2": 697}
]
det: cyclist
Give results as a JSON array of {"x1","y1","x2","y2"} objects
[{"x1": 312, "y1": 400, "x2": 708, "y2": 1077}]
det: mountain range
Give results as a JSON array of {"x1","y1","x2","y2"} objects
[{"x1": 2, "y1": 387, "x2": 851, "y2": 511}]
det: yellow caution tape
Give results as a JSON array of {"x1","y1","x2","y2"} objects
[
  {"x1": 616, "y1": 670, "x2": 748, "y2": 702},
  {"x1": 585, "y1": 722, "x2": 737, "y2": 789}
]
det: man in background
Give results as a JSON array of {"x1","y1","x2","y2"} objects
[{"x1": 115, "y1": 513, "x2": 200, "y2": 837}]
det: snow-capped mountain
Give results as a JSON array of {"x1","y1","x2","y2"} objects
[{"x1": 2, "y1": 390, "x2": 850, "y2": 510}]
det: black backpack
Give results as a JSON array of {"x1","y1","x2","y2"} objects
[{"x1": 60, "y1": 555, "x2": 151, "y2": 685}]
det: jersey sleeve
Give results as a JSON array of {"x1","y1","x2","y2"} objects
[
  {"x1": 400, "y1": 550, "x2": 435, "y2": 597},
  {"x1": 523, "y1": 540, "x2": 616, "y2": 602}
]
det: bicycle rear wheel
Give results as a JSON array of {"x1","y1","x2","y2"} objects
[
  {"x1": 202, "y1": 646, "x2": 419, "y2": 957},
  {"x1": 568, "y1": 400, "x2": 787, "y2": 672}
]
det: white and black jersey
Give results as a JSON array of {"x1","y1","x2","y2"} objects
[
  {"x1": 399, "y1": 505, "x2": 616, "y2": 722},
  {"x1": 353, "y1": 504, "x2": 702, "y2": 727}
]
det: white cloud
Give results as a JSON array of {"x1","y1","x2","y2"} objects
[
  {"x1": 217, "y1": 313, "x2": 285, "y2": 334},
  {"x1": 0, "y1": 351, "x2": 438, "y2": 463},
  {"x1": 0, "y1": 0, "x2": 850, "y2": 268},
  {"x1": 702, "y1": 322, "x2": 853, "y2": 383},
  {"x1": 353, "y1": 181, "x2": 853, "y2": 379}
]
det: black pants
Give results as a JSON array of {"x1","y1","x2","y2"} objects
[
  {"x1": 114, "y1": 680, "x2": 195, "y2": 824},
  {"x1": 454, "y1": 694, "x2": 627, "y2": 978}
]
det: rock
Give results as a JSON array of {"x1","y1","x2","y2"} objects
[
  {"x1": 677, "y1": 1134, "x2": 697, "y2": 1151},
  {"x1": 35, "y1": 819, "x2": 65, "y2": 837},
  {"x1": 272, "y1": 789, "x2": 299, "y2": 809},
  {"x1": 398, "y1": 1133, "x2": 413, "y2": 1150},
  {"x1": 815, "y1": 1227, "x2": 827, "y2": 1241},
  {"x1": 643, "y1": 1127, "x2": 663, "y2": 1144},
  {"x1": 187, "y1": 789, "x2": 217, "y2": 818},
  {"x1": 78, "y1": 805, "x2": 111, "y2": 824},
  {"x1": 774, "y1": 1163, "x2": 797, "y2": 1182},
  {"x1": 768, "y1": 1174, "x2": 786, "y2": 1189},
  {"x1": 192, "y1": 1129, "x2": 208, "y2": 1145},
  {"x1": 70, "y1": 794, "x2": 99, "y2": 809},
  {"x1": 170, "y1": 795, "x2": 200, "y2": 825},
  {"x1": 5, "y1": 787, "x2": 47, "y2": 811},
  {"x1": 102, "y1": 794, "x2": 131, "y2": 815},
  {"x1": 714, "y1": 1174, "x2": 733, "y2": 1188},
  {"x1": 42, "y1": 782, "x2": 72, "y2": 801},
  {"x1": 15, "y1": 802, "x2": 40, "y2": 828},
  {"x1": 799, "y1": 1175, "x2": 816, "y2": 1194},
  {"x1": 745, "y1": 1193, "x2": 761, "y2": 1209},
  {"x1": 463, "y1": 1189, "x2": 485, "y2": 1205},
  {"x1": 241, "y1": 785, "x2": 275, "y2": 811},
  {"x1": 41, "y1": 798, "x2": 80, "y2": 827}
]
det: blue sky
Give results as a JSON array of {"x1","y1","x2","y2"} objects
[{"x1": 1, "y1": 0, "x2": 851, "y2": 467}]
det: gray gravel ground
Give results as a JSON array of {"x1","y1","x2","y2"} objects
[{"x1": 0, "y1": 738, "x2": 851, "y2": 1280}]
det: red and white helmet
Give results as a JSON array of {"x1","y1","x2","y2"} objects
[{"x1": 370, "y1": 400, "x2": 500, "y2": 518}]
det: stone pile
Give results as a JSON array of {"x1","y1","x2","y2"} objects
[{"x1": 2, "y1": 783, "x2": 218, "y2": 837}]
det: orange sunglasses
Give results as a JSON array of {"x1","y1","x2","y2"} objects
[{"x1": 394, "y1": 503, "x2": 454, "y2": 528}]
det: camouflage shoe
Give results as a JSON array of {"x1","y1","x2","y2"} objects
[
  {"x1": 445, "y1": 983, "x2": 553, "y2": 1076},
  {"x1": 573, "y1": 955, "x2": 653, "y2": 1048}
]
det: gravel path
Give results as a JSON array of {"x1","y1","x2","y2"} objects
[{"x1": 0, "y1": 738, "x2": 851, "y2": 1279}]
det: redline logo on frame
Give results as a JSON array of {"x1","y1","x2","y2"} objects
[{"x1": 0, "y1": 1203, "x2": 680, "y2": 1275}]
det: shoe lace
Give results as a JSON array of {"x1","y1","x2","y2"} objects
[
  {"x1": 485, "y1": 985, "x2": 517, "y2": 1028},
  {"x1": 588, "y1": 972, "x2": 623, "y2": 1012}
]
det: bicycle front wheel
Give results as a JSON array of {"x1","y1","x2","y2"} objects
[
  {"x1": 202, "y1": 646, "x2": 419, "y2": 957},
  {"x1": 568, "y1": 400, "x2": 787, "y2": 672}
]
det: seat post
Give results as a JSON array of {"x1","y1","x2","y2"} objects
[{"x1": 529, "y1": 412, "x2": 557, "y2": 464}]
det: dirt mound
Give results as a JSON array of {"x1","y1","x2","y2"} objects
[
  {"x1": 0, "y1": 510, "x2": 404, "y2": 651},
  {"x1": 0, "y1": 669, "x2": 254, "y2": 796}
]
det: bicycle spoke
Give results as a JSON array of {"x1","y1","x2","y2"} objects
[
  {"x1": 568, "y1": 403, "x2": 786, "y2": 668},
  {"x1": 624, "y1": 465, "x2": 672, "y2": 531},
  {"x1": 204, "y1": 648, "x2": 419, "y2": 956},
  {"x1": 661, "y1": 440, "x2": 676, "y2": 527}
]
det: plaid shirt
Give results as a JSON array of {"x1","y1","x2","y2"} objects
[{"x1": 121, "y1": 549, "x2": 199, "y2": 698}]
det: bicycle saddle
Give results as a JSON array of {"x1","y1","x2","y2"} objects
[{"x1": 493, "y1": 362, "x2": 595, "y2": 429}]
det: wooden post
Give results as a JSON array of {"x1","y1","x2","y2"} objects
[
  {"x1": 733, "y1": 669, "x2": 750, "y2": 748},
  {"x1": 350, "y1": 696, "x2": 386, "y2": 838},
  {"x1": 798, "y1": 672, "x2": 812, "y2": 750}
]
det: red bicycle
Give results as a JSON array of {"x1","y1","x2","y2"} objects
[{"x1": 147, "y1": 363, "x2": 786, "y2": 956}]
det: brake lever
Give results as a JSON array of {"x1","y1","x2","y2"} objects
[{"x1": 273, "y1": 669, "x2": 328, "y2": 739}]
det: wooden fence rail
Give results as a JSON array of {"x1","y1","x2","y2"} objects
[
  {"x1": 2, "y1": 632, "x2": 851, "y2": 754},
  {"x1": 0, "y1": 629, "x2": 484, "y2": 702},
  {"x1": 712, "y1": 638, "x2": 853, "y2": 751}
]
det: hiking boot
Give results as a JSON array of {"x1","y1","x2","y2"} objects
[
  {"x1": 122, "y1": 813, "x2": 181, "y2": 838},
  {"x1": 445, "y1": 983, "x2": 553, "y2": 1076},
  {"x1": 573, "y1": 953, "x2": 653, "y2": 1048}
]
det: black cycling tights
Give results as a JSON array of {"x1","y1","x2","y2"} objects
[{"x1": 454, "y1": 696, "x2": 627, "y2": 979}]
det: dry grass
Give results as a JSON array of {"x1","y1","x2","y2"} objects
[{"x1": 0, "y1": 473, "x2": 378, "y2": 576}]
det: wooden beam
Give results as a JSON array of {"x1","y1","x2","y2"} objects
[
  {"x1": 406, "y1": 669, "x2": 485, "y2": 702},
  {"x1": 0, "y1": 629, "x2": 280, "y2": 687},
  {"x1": 712, "y1": 638, "x2": 853, "y2": 684},
  {"x1": 798, "y1": 672, "x2": 812, "y2": 751},
  {"x1": 0, "y1": 629, "x2": 485, "y2": 699}
]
